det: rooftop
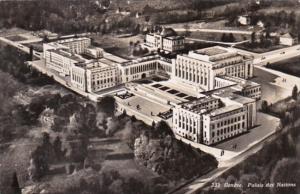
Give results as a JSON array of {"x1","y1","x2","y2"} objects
[
  {"x1": 214, "y1": 89, "x2": 255, "y2": 105},
  {"x1": 50, "y1": 49, "x2": 86, "y2": 62},
  {"x1": 181, "y1": 96, "x2": 219, "y2": 113},
  {"x1": 57, "y1": 37, "x2": 91, "y2": 44},
  {"x1": 121, "y1": 55, "x2": 160, "y2": 66},
  {"x1": 194, "y1": 46, "x2": 228, "y2": 56},
  {"x1": 76, "y1": 58, "x2": 116, "y2": 69},
  {"x1": 209, "y1": 104, "x2": 243, "y2": 117},
  {"x1": 185, "y1": 46, "x2": 246, "y2": 65},
  {"x1": 165, "y1": 36, "x2": 184, "y2": 40},
  {"x1": 220, "y1": 76, "x2": 260, "y2": 89}
]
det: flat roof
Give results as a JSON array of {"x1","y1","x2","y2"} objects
[
  {"x1": 76, "y1": 58, "x2": 116, "y2": 69},
  {"x1": 50, "y1": 49, "x2": 85, "y2": 62},
  {"x1": 165, "y1": 36, "x2": 184, "y2": 40},
  {"x1": 121, "y1": 55, "x2": 160, "y2": 66},
  {"x1": 219, "y1": 92, "x2": 255, "y2": 104},
  {"x1": 182, "y1": 96, "x2": 219, "y2": 113},
  {"x1": 57, "y1": 37, "x2": 90, "y2": 44},
  {"x1": 209, "y1": 104, "x2": 243, "y2": 116},
  {"x1": 194, "y1": 46, "x2": 228, "y2": 56},
  {"x1": 220, "y1": 76, "x2": 260, "y2": 88}
]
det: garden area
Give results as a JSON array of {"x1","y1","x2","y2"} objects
[
  {"x1": 266, "y1": 56, "x2": 300, "y2": 77},
  {"x1": 91, "y1": 34, "x2": 148, "y2": 59}
]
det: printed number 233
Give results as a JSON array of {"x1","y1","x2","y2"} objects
[{"x1": 211, "y1": 182, "x2": 221, "y2": 188}]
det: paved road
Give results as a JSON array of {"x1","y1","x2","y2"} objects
[
  {"x1": 166, "y1": 27, "x2": 253, "y2": 35},
  {"x1": 233, "y1": 44, "x2": 300, "y2": 65},
  {"x1": 0, "y1": 37, "x2": 42, "y2": 58},
  {"x1": 186, "y1": 37, "x2": 250, "y2": 46}
]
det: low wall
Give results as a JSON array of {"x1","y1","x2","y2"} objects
[{"x1": 174, "y1": 134, "x2": 238, "y2": 162}]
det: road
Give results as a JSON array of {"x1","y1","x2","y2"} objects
[
  {"x1": 165, "y1": 27, "x2": 253, "y2": 35},
  {"x1": 186, "y1": 37, "x2": 250, "y2": 46},
  {"x1": 233, "y1": 44, "x2": 300, "y2": 65},
  {"x1": 0, "y1": 37, "x2": 43, "y2": 58}
]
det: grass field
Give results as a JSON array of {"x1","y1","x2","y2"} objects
[
  {"x1": 91, "y1": 34, "x2": 145, "y2": 59},
  {"x1": 235, "y1": 42, "x2": 286, "y2": 53},
  {"x1": 183, "y1": 31, "x2": 250, "y2": 42},
  {"x1": 266, "y1": 56, "x2": 300, "y2": 77},
  {"x1": 5, "y1": 35, "x2": 27, "y2": 42}
]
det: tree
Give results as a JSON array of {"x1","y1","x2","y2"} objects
[
  {"x1": 270, "y1": 158, "x2": 300, "y2": 194},
  {"x1": 53, "y1": 136, "x2": 63, "y2": 160},
  {"x1": 154, "y1": 121, "x2": 173, "y2": 138},
  {"x1": 29, "y1": 145, "x2": 49, "y2": 181},
  {"x1": 97, "y1": 96, "x2": 116, "y2": 116},
  {"x1": 11, "y1": 172, "x2": 21, "y2": 194},
  {"x1": 183, "y1": 23, "x2": 191, "y2": 37},
  {"x1": 228, "y1": 33, "x2": 235, "y2": 42},
  {"x1": 261, "y1": 100, "x2": 269, "y2": 112},
  {"x1": 221, "y1": 33, "x2": 227, "y2": 42},
  {"x1": 251, "y1": 32, "x2": 256, "y2": 44},
  {"x1": 292, "y1": 85, "x2": 298, "y2": 100}
]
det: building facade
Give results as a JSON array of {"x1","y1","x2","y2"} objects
[
  {"x1": 44, "y1": 49, "x2": 84, "y2": 76},
  {"x1": 85, "y1": 59, "x2": 118, "y2": 93},
  {"x1": 279, "y1": 33, "x2": 298, "y2": 46},
  {"x1": 118, "y1": 55, "x2": 172, "y2": 83},
  {"x1": 202, "y1": 105, "x2": 247, "y2": 145},
  {"x1": 172, "y1": 46, "x2": 254, "y2": 92},
  {"x1": 57, "y1": 37, "x2": 91, "y2": 54},
  {"x1": 145, "y1": 28, "x2": 185, "y2": 52},
  {"x1": 173, "y1": 91, "x2": 256, "y2": 145}
]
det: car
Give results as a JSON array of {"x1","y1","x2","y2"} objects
[
  {"x1": 261, "y1": 56, "x2": 266, "y2": 60},
  {"x1": 280, "y1": 51, "x2": 285, "y2": 54}
]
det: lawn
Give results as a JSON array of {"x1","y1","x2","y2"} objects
[
  {"x1": 181, "y1": 31, "x2": 250, "y2": 42},
  {"x1": 91, "y1": 34, "x2": 145, "y2": 59},
  {"x1": 0, "y1": 138, "x2": 39, "y2": 193},
  {"x1": 266, "y1": 56, "x2": 300, "y2": 77},
  {"x1": 235, "y1": 42, "x2": 286, "y2": 53},
  {"x1": 5, "y1": 35, "x2": 27, "y2": 42}
]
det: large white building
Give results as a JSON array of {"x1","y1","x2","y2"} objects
[
  {"x1": 44, "y1": 48, "x2": 86, "y2": 76},
  {"x1": 71, "y1": 59, "x2": 118, "y2": 93},
  {"x1": 172, "y1": 46, "x2": 254, "y2": 92},
  {"x1": 42, "y1": 38, "x2": 262, "y2": 146},
  {"x1": 173, "y1": 89, "x2": 257, "y2": 145},
  {"x1": 43, "y1": 38, "x2": 173, "y2": 93},
  {"x1": 118, "y1": 55, "x2": 172, "y2": 83},
  {"x1": 145, "y1": 28, "x2": 185, "y2": 52},
  {"x1": 57, "y1": 37, "x2": 91, "y2": 54}
]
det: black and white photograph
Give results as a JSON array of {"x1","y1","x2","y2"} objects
[{"x1": 0, "y1": 0, "x2": 299, "y2": 194}]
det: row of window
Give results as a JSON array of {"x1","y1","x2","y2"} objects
[
  {"x1": 72, "y1": 73, "x2": 84, "y2": 84},
  {"x1": 175, "y1": 70, "x2": 208, "y2": 86},
  {"x1": 91, "y1": 72, "x2": 115, "y2": 79},
  {"x1": 92, "y1": 77, "x2": 115, "y2": 86},
  {"x1": 243, "y1": 87, "x2": 261, "y2": 95},
  {"x1": 128, "y1": 62, "x2": 157, "y2": 75},
  {"x1": 211, "y1": 115, "x2": 245, "y2": 129},
  {"x1": 210, "y1": 122, "x2": 245, "y2": 138},
  {"x1": 176, "y1": 58, "x2": 209, "y2": 68},
  {"x1": 209, "y1": 108, "x2": 245, "y2": 121}
]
